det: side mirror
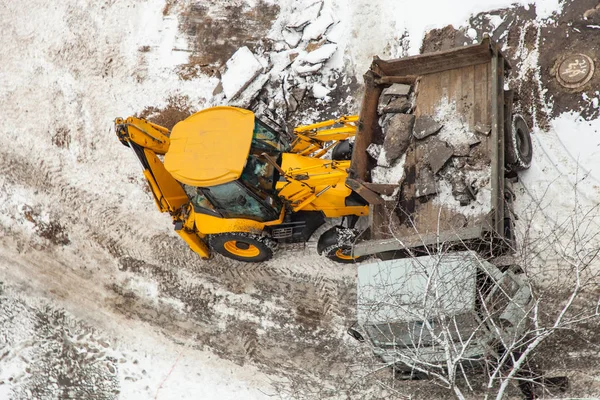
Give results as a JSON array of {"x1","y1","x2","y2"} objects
[{"x1": 347, "y1": 327, "x2": 365, "y2": 342}]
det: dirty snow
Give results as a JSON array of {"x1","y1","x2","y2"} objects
[
  {"x1": 1, "y1": 0, "x2": 598, "y2": 398},
  {"x1": 371, "y1": 154, "x2": 407, "y2": 185},
  {"x1": 434, "y1": 98, "x2": 481, "y2": 150}
]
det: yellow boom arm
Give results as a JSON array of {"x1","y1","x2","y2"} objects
[
  {"x1": 290, "y1": 115, "x2": 358, "y2": 158},
  {"x1": 114, "y1": 117, "x2": 211, "y2": 258}
]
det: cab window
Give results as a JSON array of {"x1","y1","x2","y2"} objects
[
  {"x1": 203, "y1": 181, "x2": 278, "y2": 222},
  {"x1": 251, "y1": 119, "x2": 290, "y2": 154}
]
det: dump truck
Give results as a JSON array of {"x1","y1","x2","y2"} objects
[
  {"x1": 340, "y1": 37, "x2": 535, "y2": 377},
  {"x1": 116, "y1": 37, "x2": 532, "y2": 264}
]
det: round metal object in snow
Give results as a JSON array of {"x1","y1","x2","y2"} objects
[{"x1": 556, "y1": 54, "x2": 595, "y2": 89}]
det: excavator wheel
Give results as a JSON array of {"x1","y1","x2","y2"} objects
[
  {"x1": 317, "y1": 226, "x2": 367, "y2": 264},
  {"x1": 209, "y1": 232, "x2": 277, "y2": 262}
]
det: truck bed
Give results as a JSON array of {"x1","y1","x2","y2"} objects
[
  {"x1": 349, "y1": 38, "x2": 510, "y2": 256},
  {"x1": 373, "y1": 63, "x2": 493, "y2": 240}
]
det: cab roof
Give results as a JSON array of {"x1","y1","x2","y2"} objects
[{"x1": 164, "y1": 106, "x2": 254, "y2": 187}]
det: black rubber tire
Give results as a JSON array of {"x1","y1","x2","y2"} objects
[
  {"x1": 209, "y1": 232, "x2": 276, "y2": 262},
  {"x1": 317, "y1": 226, "x2": 367, "y2": 264},
  {"x1": 506, "y1": 114, "x2": 532, "y2": 171},
  {"x1": 331, "y1": 140, "x2": 353, "y2": 161}
]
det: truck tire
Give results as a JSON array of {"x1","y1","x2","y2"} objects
[
  {"x1": 331, "y1": 140, "x2": 353, "y2": 161},
  {"x1": 317, "y1": 226, "x2": 367, "y2": 264},
  {"x1": 209, "y1": 232, "x2": 276, "y2": 262},
  {"x1": 506, "y1": 115, "x2": 532, "y2": 171}
]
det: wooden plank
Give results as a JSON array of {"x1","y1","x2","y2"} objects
[
  {"x1": 375, "y1": 75, "x2": 418, "y2": 85},
  {"x1": 463, "y1": 65, "x2": 475, "y2": 129},
  {"x1": 361, "y1": 182, "x2": 399, "y2": 196},
  {"x1": 346, "y1": 178, "x2": 385, "y2": 205},
  {"x1": 473, "y1": 63, "x2": 484, "y2": 128},
  {"x1": 353, "y1": 226, "x2": 485, "y2": 256},
  {"x1": 490, "y1": 49, "x2": 504, "y2": 236},
  {"x1": 349, "y1": 71, "x2": 382, "y2": 181},
  {"x1": 374, "y1": 38, "x2": 493, "y2": 77}
]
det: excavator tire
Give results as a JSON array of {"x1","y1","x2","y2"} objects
[
  {"x1": 209, "y1": 232, "x2": 276, "y2": 262},
  {"x1": 317, "y1": 226, "x2": 367, "y2": 264}
]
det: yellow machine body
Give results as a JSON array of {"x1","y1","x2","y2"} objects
[{"x1": 115, "y1": 107, "x2": 368, "y2": 261}]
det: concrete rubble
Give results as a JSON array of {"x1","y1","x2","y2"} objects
[
  {"x1": 302, "y1": 11, "x2": 334, "y2": 41},
  {"x1": 424, "y1": 138, "x2": 454, "y2": 173},
  {"x1": 413, "y1": 116, "x2": 443, "y2": 139},
  {"x1": 221, "y1": 46, "x2": 264, "y2": 100},
  {"x1": 415, "y1": 166, "x2": 437, "y2": 197},
  {"x1": 214, "y1": 0, "x2": 341, "y2": 117},
  {"x1": 381, "y1": 83, "x2": 411, "y2": 98},
  {"x1": 382, "y1": 97, "x2": 411, "y2": 114},
  {"x1": 286, "y1": 0, "x2": 323, "y2": 30},
  {"x1": 379, "y1": 114, "x2": 414, "y2": 167}
]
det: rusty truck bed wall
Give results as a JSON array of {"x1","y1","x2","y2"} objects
[{"x1": 349, "y1": 38, "x2": 510, "y2": 256}]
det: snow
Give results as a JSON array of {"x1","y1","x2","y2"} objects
[
  {"x1": 221, "y1": 47, "x2": 263, "y2": 100},
  {"x1": 433, "y1": 170, "x2": 492, "y2": 217},
  {"x1": 1, "y1": 0, "x2": 593, "y2": 397},
  {"x1": 434, "y1": 98, "x2": 481, "y2": 150},
  {"x1": 371, "y1": 154, "x2": 407, "y2": 185},
  {"x1": 312, "y1": 82, "x2": 332, "y2": 98}
]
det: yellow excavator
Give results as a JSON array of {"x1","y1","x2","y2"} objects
[{"x1": 115, "y1": 106, "x2": 369, "y2": 263}]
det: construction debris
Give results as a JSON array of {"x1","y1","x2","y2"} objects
[
  {"x1": 221, "y1": 47, "x2": 264, "y2": 100},
  {"x1": 382, "y1": 97, "x2": 411, "y2": 114},
  {"x1": 382, "y1": 83, "x2": 411, "y2": 98},
  {"x1": 424, "y1": 138, "x2": 453, "y2": 173},
  {"x1": 415, "y1": 166, "x2": 437, "y2": 197},
  {"x1": 413, "y1": 115, "x2": 443, "y2": 139},
  {"x1": 380, "y1": 114, "x2": 414, "y2": 167}
]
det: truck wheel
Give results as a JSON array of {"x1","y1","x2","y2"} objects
[
  {"x1": 332, "y1": 140, "x2": 353, "y2": 161},
  {"x1": 506, "y1": 114, "x2": 532, "y2": 171},
  {"x1": 317, "y1": 226, "x2": 367, "y2": 264},
  {"x1": 209, "y1": 232, "x2": 276, "y2": 262}
]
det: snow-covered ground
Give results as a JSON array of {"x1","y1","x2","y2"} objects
[{"x1": 1, "y1": 0, "x2": 600, "y2": 398}]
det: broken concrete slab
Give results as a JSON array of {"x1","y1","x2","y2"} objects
[
  {"x1": 382, "y1": 83, "x2": 411, "y2": 98},
  {"x1": 383, "y1": 97, "x2": 411, "y2": 114},
  {"x1": 282, "y1": 28, "x2": 302, "y2": 48},
  {"x1": 367, "y1": 143, "x2": 382, "y2": 159},
  {"x1": 379, "y1": 114, "x2": 414, "y2": 167},
  {"x1": 449, "y1": 214, "x2": 468, "y2": 228},
  {"x1": 474, "y1": 122, "x2": 492, "y2": 135},
  {"x1": 415, "y1": 166, "x2": 437, "y2": 197},
  {"x1": 377, "y1": 94, "x2": 390, "y2": 115},
  {"x1": 453, "y1": 142, "x2": 471, "y2": 157},
  {"x1": 221, "y1": 47, "x2": 263, "y2": 100},
  {"x1": 227, "y1": 74, "x2": 269, "y2": 108},
  {"x1": 294, "y1": 62, "x2": 323, "y2": 76},
  {"x1": 425, "y1": 138, "x2": 453, "y2": 173},
  {"x1": 287, "y1": 0, "x2": 323, "y2": 30},
  {"x1": 302, "y1": 11, "x2": 334, "y2": 41},
  {"x1": 413, "y1": 116, "x2": 443, "y2": 139},
  {"x1": 300, "y1": 43, "x2": 337, "y2": 64}
]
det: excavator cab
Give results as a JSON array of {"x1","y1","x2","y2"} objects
[{"x1": 116, "y1": 106, "x2": 370, "y2": 263}]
